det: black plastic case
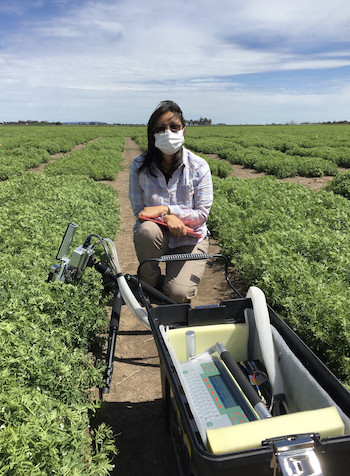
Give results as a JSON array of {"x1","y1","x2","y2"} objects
[{"x1": 149, "y1": 298, "x2": 350, "y2": 476}]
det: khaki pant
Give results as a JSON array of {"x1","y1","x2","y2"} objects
[{"x1": 133, "y1": 220, "x2": 209, "y2": 303}]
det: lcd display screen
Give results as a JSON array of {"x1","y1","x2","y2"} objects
[{"x1": 209, "y1": 374, "x2": 239, "y2": 409}]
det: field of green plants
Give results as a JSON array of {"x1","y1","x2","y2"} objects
[
  {"x1": 185, "y1": 124, "x2": 350, "y2": 178},
  {"x1": 185, "y1": 125, "x2": 350, "y2": 383},
  {"x1": 0, "y1": 126, "x2": 124, "y2": 475},
  {"x1": 133, "y1": 124, "x2": 350, "y2": 178},
  {"x1": 1, "y1": 123, "x2": 350, "y2": 474}
]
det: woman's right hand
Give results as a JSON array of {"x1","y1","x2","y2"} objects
[{"x1": 138, "y1": 205, "x2": 169, "y2": 219}]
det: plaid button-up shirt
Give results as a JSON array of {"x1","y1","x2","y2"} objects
[{"x1": 129, "y1": 148, "x2": 213, "y2": 248}]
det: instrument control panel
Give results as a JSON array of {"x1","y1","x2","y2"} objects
[{"x1": 179, "y1": 353, "x2": 257, "y2": 446}]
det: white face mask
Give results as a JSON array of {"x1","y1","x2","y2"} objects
[{"x1": 154, "y1": 129, "x2": 185, "y2": 156}]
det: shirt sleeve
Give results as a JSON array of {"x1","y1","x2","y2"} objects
[{"x1": 129, "y1": 158, "x2": 145, "y2": 218}]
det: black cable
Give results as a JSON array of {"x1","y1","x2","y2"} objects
[{"x1": 83, "y1": 233, "x2": 115, "y2": 271}]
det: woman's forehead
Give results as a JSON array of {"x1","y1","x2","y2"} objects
[{"x1": 156, "y1": 111, "x2": 181, "y2": 124}]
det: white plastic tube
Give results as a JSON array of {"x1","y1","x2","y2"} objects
[
  {"x1": 246, "y1": 286, "x2": 285, "y2": 398},
  {"x1": 105, "y1": 238, "x2": 150, "y2": 330}
]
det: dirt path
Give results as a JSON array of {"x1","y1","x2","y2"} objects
[{"x1": 97, "y1": 139, "x2": 179, "y2": 476}]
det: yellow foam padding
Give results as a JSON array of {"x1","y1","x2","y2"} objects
[
  {"x1": 207, "y1": 406, "x2": 345, "y2": 454},
  {"x1": 168, "y1": 323, "x2": 248, "y2": 363}
]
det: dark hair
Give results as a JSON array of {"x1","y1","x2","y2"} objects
[{"x1": 137, "y1": 100, "x2": 185, "y2": 175}]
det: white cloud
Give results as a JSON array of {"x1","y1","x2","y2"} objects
[
  {"x1": 0, "y1": 0, "x2": 350, "y2": 122},
  {"x1": 224, "y1": 0, "x2": 350, "y2": 40}
]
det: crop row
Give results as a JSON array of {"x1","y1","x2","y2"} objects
[
  {"x1": 0, "y1": 127, "x2": 122, "y2": 474},
  {"x1": 43, "y1": 136, "x2": 125, "y2": 180},
  {"x1": 209, "y1": 174, "x2": 350, "y2": 386},
  {"x1": 184, "y1": 125, "x2": 350, "y2": 178},
  {"x1": 130, "y1": 124, "x2": 350, "y2": 179},
  {"x1": 0, "y1": 126, "x2": 125, "y2": 180},
  {"x1": 185, "y1": 124, "x2": 350, "y2": 149}
]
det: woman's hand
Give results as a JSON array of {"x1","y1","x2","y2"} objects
[
  {"x1": 138, "y1": 206, "x2": 187, "y2": 236},
  {"x1": 163, "y1": 214, "x2": 187, "y2": 237},
  {"x1": 138, "y1": 205, "x2": 169, "y2": 219}
]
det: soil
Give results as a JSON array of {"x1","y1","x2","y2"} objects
[{"x1": 37, "y1": 137, "x2": 337, "y2": 476}]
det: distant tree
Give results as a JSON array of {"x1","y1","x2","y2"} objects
[{"x1": 185, "y1": 117, "x2": 212, "y2": 126}]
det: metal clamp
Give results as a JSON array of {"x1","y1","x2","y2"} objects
[{"x1": 270, "y1": 436, "x2": 324, "y2": 476}]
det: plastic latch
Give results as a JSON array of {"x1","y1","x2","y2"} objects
[{"x1": 270, "y1": 436, "x2": 324, "y2": 476}]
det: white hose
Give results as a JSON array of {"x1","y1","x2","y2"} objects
[
  {"x1": 246, "y1": 286, "x2": 285, "y2": 398},
  {"x1": 105, "y1": 238, "x2": 150, "y2": 330}
]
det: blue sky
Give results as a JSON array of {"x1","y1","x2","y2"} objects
[{"x1": 1, "y1": 0, "x2": 350, "y2": 124}]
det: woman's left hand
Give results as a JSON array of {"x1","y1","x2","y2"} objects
[{"x1": 163, "y1": 214, "x2": 187, "y2": 237}]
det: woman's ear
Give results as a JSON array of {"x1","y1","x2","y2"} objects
[{"x1": 183, "y1": 126, "x2": 186, "y2": 137}]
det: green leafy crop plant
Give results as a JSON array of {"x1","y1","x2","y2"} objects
[
  {"x1": 0, "y1": 126, "x2": 106, "y2": 180},
  {"x1": 0, "y1": 388, "x2": 115, "y2": 475},
  {"x1": 185, "y1": 124, "x2": 350, "y2": 178},
  {"x1": 325, "y1": 171, "x2": 350, "y2": 199},
  {"x1": 0, "y1": 171, "x2": 120, "y2": 474},
  {"x1": 209, "y1": 175, "x2": 350, "y2": 385},
  {"x1": 43, "y1": 137, "x2": 124, "y2": 180}
]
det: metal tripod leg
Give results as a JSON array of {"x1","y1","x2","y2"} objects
[{"x1": 102, "y1": 289, "x2": 122, "y2": 395}]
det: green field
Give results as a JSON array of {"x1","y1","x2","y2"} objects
[
  {"x1": 134, "y1": 123, "x2": 350, "y2": 178},
  {"x1": 1, "y1": 123, "x2": 350, "y2": 474},
  {"x1": 0, "y1": 126, "x2": 122, "y2": 475}
]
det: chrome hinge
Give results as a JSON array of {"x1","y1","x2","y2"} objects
[{"x1": 270, "y1": 436, "x2": 324, "y2": 476}]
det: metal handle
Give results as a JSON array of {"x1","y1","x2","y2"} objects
[
  {"x1": 270, "y1": 436, "x2": 324, "y2": 476},
  {"x1": 154, "y1": 252, "x2": 214, "y2": 263}
]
